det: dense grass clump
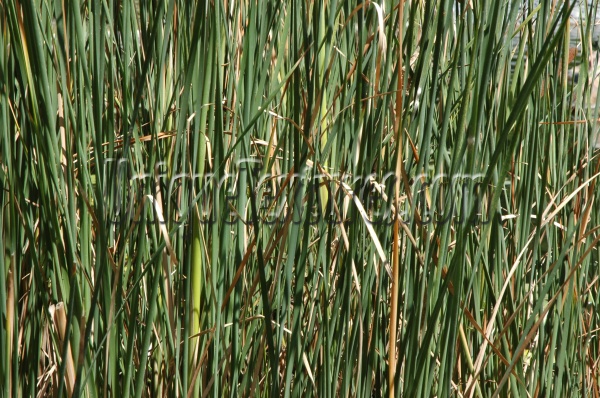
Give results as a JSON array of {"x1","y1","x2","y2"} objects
[{"x1": 1, "y1": 0, "x2": 600, "y2": 396}]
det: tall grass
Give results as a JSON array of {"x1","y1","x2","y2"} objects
[{"x1": 1, "y1": 0, "x2": 600, "y2": 396}]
